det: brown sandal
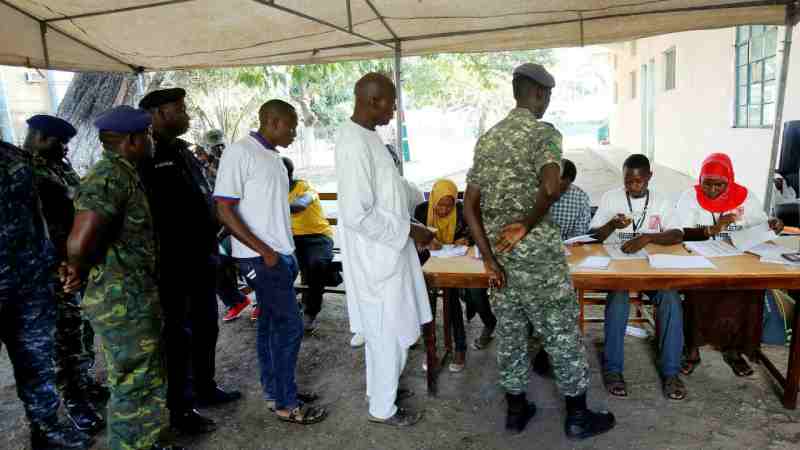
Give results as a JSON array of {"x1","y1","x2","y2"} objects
[
  {"x1": 276, "y1": 404, "x2": 327, "y2": 425},
  {"x1": 603, "y1": 371, "x2": 628, "y2": 397},
  {"x1": 662, "y1": 376, "x2": 687, "y2": 401}
]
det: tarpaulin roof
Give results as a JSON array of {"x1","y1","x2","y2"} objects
[{"x1": 0, "y1": 0, "x2": 791, "y2": 72}]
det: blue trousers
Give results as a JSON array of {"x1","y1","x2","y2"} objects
[
  {"x1": 238, "y1": 255, "x2": 302, "y2": 410},
  {"x1": 603, "y1": 290, "x2": 683, "y2": 377}
]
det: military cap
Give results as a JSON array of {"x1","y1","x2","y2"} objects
[
  {"x1": 512, "y1": 63, "x2": 555, "y2": 89},
  {"x1": 26, "y1": 114, "x2": 77, "y2": 142},
  {"x1": 138, "y1": 87, "x2": 186, "y2": 109},
  {"x1": 205, "y1": 129, "x2": 225, "y2": 147},
  {"x1": 94, "y1": 105, "x2": 152, "y2": 134}
]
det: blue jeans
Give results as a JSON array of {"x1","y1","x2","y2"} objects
[
  {"x1": 238, "y1": 254, "x2": 301, "y2": 410},
  {"x1": 603, "y1": 290, "x2": 683, "y2": 377}
]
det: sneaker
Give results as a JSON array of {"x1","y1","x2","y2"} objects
[
  {"x1": 350, "y1": 333, "x2": 365, "y2": 348},
  {"x1": 223, "y1": 297, "x2": 251, "y2": 322},
  {"x1": 251, "y1": 305, "x2": 261, "y2": 321}
]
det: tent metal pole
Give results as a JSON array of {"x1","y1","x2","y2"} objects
[
  {"x1": 394, "y1": 41, "x2": 405, "y2": 176},
  {"x1": 764, "y1": 7, "x2": 795, "y2": 213},
  {"x1": 39, "y1": 22, "x2": 50, "y2": 68}
]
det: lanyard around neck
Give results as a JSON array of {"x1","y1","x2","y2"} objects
[{"x1": 626, "y1": 190, "x2": 649, "y2": 233}]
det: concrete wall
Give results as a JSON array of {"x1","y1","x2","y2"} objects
[
  {"x1": 0, "y1": 66, "x2": 54, "y2": 145},
  {"x1": 609, "y1": 26, "x2": 800, "y2": 201}
]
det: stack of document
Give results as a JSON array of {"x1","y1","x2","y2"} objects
[
  {"x1": 576, "y1": 256, "x2": 611, "y2": 270},
  {"x1": 747, "y1": 242, "x2": 800, "y2": 266},
  {"x1": 684, "y1": 241, "x2": 743, "y2": 257},
  {"x1": 730, "y1": 222, "x2": 777, "y2": 252},
  {"x1": 648, "y1": 254, "x2": 716, "y2": 269},
  {"x1": 564, "y1": 234, "x2": 598, "y2": 245},
  {"x1": 429, "y1": 245, "x2": 469, "y2": 258},
  {"x1": 603, "y1": 245, "x2": 648, "y2": 260}
]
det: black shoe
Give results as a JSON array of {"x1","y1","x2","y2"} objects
[
  {"x1": 564, "y1": 409, "x2": 616, "y2": 440},
  {"x1": 65, "y1": 399, "x2": 105, "y2": 434},
  {"x1": 505, "y1": 393, "x2": 537, "y2": 434},
  {"x1": 31, "y1": 420, "x2": 93, "y2": 450},
  {"x1": 532, "y1": 349, "x2": 552, "y2": 377},
  {"x1": 196, "y1": 387, "x2": 242, "y2": 408},
  {"x1": 170, "y1": 409, "x2": 216, "y2": 435},
  {"x1": 86, "y1": 382, "x2": 110, "y2": 405}
]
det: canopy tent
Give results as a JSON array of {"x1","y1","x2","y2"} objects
[
  {"x1": 0, "y1": 0, "x2": 791, "y2": 72},
  {"x1": 1, "y1": 0, "x2": 798, "y2": 208}
]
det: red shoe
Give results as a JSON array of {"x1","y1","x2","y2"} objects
[
  {"x1": 251, "y1": 305, "x2": 261, "y2": 321},
  {"x1": 222, "y1": 297, "x2": 251, "y2": 322}
]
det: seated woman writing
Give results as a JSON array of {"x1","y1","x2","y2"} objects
[
  {"x1": 415, "y1": 179, "x2": 497, "y2": 372},
  {"x1": 670, "y1": 153, "x2": 783, "y2": 377}
]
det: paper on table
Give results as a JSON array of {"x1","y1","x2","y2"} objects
[
  {"x1": 684, "y1": 241, "x2": 743, "y2": 257},
  {"x1": 603, "y1": 244, "x2": 648, "y2": 260},
  {"x1": 759, "y1": 255, "x2": 800, "y2": 267},
  {"x1": 429, "y1": 244, "x2": 469, "y2": 258},
  {"x1": 730, "y1": 222, "x2": 777, "y2": 252},
  {"x1": 564, "y1": 234, "x2": 598, "y2": 245},
  {"x1": 648, "y1": 254, "x2": 716, "y2": 269},
  {"x1": 747, "y1": 242, "x2": 794, "y2": 258},
  {"x1": 576, "y1": 256, "x2": 611, "y2": 270}
]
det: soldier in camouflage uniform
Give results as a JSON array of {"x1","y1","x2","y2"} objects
[
  {"x1": 1, "y1": 139, "x2": 92, "y2": 450},
  {"x1": 63, "y1": 106, "x2": 182, "y2": 450},
  {"x1": 463, "y1": 64, "x2": 615, "y2": 440},
  {"x1": 24, "y1": 115, "x2": 106, "y2": 433}
]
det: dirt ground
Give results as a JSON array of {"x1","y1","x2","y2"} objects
[{"x1": 1, "y1": 294, "x2": 799, "y2": 450}]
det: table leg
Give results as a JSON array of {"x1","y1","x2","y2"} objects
[
  {"x1": 425, "y1": 289, "x2": 439, "y2": 396},
  {"x1": 783, "y1": 303, "x2": 800, "y2": 409},
  {"x1": 443, "y1": 289, "x2": 453, "y2": 353}
]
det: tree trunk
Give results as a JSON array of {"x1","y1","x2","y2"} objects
[{"x1": 58, "y1": 72, "x2": 138, "y2": 175}]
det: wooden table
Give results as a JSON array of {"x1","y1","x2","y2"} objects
[{"x1": 422, "y1": 242, "x2": 800, "y2": 409}]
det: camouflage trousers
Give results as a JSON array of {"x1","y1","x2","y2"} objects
[
  {"x1": 493, "y1": 260, "x2": 590, "y2": 397},
  {"x1": 54, "y1": 288, "x2": 97, "y2": 400},
  {"x1": 0, "y1": 281, "x2": 61, "y2": 427},
  {"x1": 85, "y1": 283, "x2": 166, "y2": 450}
]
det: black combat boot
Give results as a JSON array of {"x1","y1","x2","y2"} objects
[
  {"x1": 564, "y1": 393, "x2": 616, "y2": 440},
  {"x1": 505, "y1": 392, "x2": 537, "y2": 434},
  {"x1": 31, "y1": 419, "x2": 93, "y2": 450},
  {"x1": 170, "y1": 408, "x2": 217, "y2": 435},
  {"x1": 65, "y1": 398, "x2": 105, "y2": 434}
]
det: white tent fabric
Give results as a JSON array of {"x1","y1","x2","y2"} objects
[{"x1": 0, "y1": 0, "x2": 790, "y2": 72}]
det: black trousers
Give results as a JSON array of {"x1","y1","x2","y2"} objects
[
  {"x1": 160, "y1": 257, "x2": 219, "y2": 412},
  {"x1": 293, "y1": 234, "x2": 334, "y2": 319}
]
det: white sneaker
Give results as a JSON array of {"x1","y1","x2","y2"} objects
[{"x1": 350, "y1": 333, "x2": 365, "y2": 348}]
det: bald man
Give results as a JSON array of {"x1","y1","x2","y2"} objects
[
  {"x1": 335, "y1": 73, "x2": 433, "y2": 427},
  {"x1": 214, "y1": 100, "x2": 326, "y2": 425}
]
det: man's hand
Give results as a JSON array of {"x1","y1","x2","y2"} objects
[
  {"x1": 261, "y1": 248, "x2": 279, "y2": 268},
  {"x1": 709, "y1": 213, "x2": 738, "y2": 235},
  {"x1": 610, "y1": 214, "x2": 632, "y2": 230},
  {"x1": 769, "y1": 218, "x2": 785, "y2": 234},
  {"x1": 495, "y1": 222, "x2": 529, "y2": 254},
  {"x1": 484, "y1": 258, "x2": 506, "y2": 289},
  {"x1": 410, "y1": 223, "x2": 435, "y2": 247},
  {"x1": 621, "y1": 234, "x2": 651, "y2": 254},
  {"x1": 453, "y1": 238, "x2": 470, "y2": 246},
  {"x1": 61, "y1": 262, "x2": 84, "y2": 294},
  {"x1": 428, "y1": 239, "x2": 443, "y2": 251}
]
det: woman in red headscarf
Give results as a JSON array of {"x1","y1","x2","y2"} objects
[{"x1": 669, "y1": 153, "x2": 783, "y2": 377}]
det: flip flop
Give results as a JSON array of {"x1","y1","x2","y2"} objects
[
  {"x1": 603, "y1": 371, "x2": 628, "y2": 397},
  {"x1": 276, "y1": 404, "x2": 327, "y2": 425},
  {"x1": 662, "y1": 376, "x2": 687, "y2": 401},
  {"x1": 680, "y1": 357, "x2": 701, "y2": 376}
]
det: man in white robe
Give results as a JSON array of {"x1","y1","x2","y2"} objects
[{"x1": 334, "y1": 73, "x2": 434, "y2": 426}]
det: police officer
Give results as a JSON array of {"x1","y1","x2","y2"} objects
[
  {"x1": 24, "y1": 115, "x2": 105, "y2": 434},
  {"x1": 138, "y1": 89, "x2": 240, "y2": 435},
  {"x1": 1, "y1": 139, "x2": 92, "y2": 449},
  {"x1": 64, "y1": 105, "x2": 182, "y2": 450},
  {"x1": 463, "y1": 64, "x2": 616, "y2": 439}
]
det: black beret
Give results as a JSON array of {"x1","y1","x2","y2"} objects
[
  {"x1": 26, "y1": 114, "x2": 77, "y2": 142},
  {"x1": 94, "y1": 106, "x2": 152, "y2": 134},
  {"x1": 138, "y1": 88, "x2": 186, "y2": 109}
]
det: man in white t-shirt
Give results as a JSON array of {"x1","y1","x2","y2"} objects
[
  {"x1": 587, "y1": 154, "x2": 687, "y2": 401},
  {"x1": 214, "y1": 100, "x2": 327, "y2": 425},
  {"x1": 335, "y1": 73, "x2": 434, "y2": 427}
]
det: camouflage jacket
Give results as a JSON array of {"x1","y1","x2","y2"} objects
[
  {"x1": 466, "y1": 107, "x2": 564, "y2": 264},
  {"x1": 0, "y1": 141, "x2": 57, "y2": 295},
  {"x1": 75, "y1": 149, "x2": 158, "y2": 308},
  {"x1": 30, "y1": 153, "x2": 81, "y2": 261}
]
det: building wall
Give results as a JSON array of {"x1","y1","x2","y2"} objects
[
  {"x1": 0, "y1": 66, "x2": 54, "y2": 145},
  {"x1": 609, "y1": 26, "x2": 800, "y2": 200}
]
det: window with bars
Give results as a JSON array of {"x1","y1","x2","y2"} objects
[
  {"x1": 664, "y1": 48, "x2": 676, "y2": 91},
  {"x1": 735, "y1": 25, "x2": 779, "y2": 127},
  {"x1": 630, "y1": 71, "x2": 637, "y2": 99}
]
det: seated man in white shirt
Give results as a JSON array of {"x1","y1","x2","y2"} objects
[{"x1": 587, "y1": 154, "x2": 686, "y2": 401}]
